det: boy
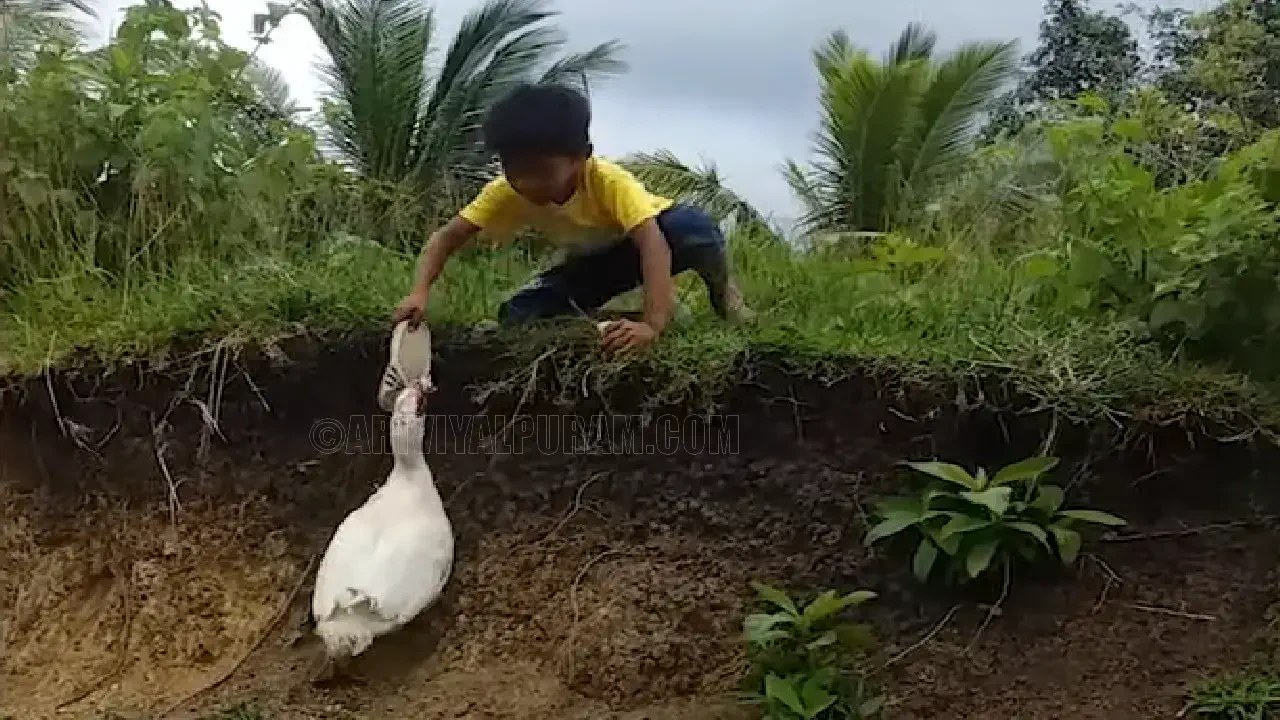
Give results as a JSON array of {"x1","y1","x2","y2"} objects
[{"x1": 390, "y1": 82, "x2": 753, "y2": 354}]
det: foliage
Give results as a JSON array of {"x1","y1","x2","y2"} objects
[
  {"x1": 785, "y1": 22, "x2": 1018, "y2": 235},
  {"x1": 1028, "y1": 101, "x2": 1280, "y2": 380},
  {"x1": 864, "y1": 455, "x2": 1126, "y2": 585},
  {"x1": 984, "y1": 0, "x2": 1141, "y2": 140},
  {"x1": 1148, "y1": 0, "x2": 1280, "y2": 137},
  {"x1": 741, "y1": 583, "x2": 882, "y2": 720},
  {"x1": 620, "y1": 149, "x2": 769, "y2": 234},
  {"x1": 0, "y1": 1, "x2": 321, "y2": 289},
  {"x1": 1186, "y1": 672, "x2": 1280, "y2": 720},
  {"x1": 0, "y1": 0, "x2": 96, "y2": 77},
  {"x1": 296, "y1": 0, "x2": 626, "y2": 205}
]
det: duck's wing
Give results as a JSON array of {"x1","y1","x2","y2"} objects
[
  {"x1": 342, "y1": 518, "x2": 454, "y2": 624},
  {"x1": 311, "y1": 501, "x2": 384, "y2": 620}
]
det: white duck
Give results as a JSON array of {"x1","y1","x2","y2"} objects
[{"x1": 310, "y1": 322, "x2": 454, "y2": 682}]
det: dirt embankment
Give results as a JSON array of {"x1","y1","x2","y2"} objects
[{"x1": 2, "y1": 334, "x2": 1278, "y2": 719}]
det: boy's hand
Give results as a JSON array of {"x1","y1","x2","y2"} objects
[
  {"x1": 392, "y1": 290, "x2": 429, "y2": 329},
  {"x1": 601, "y1": 319, "x2": 657, "y2": 353}
]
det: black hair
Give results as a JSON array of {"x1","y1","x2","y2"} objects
[{"x1": 482, "y1": 83, "x2": 591, "y2": 161}]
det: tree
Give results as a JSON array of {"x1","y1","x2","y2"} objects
[
  {"x1": 784, "y1": 24, "x2": 1018, "y2": 234},
  {"x1": 1148, "y1": 0, "x2": 1280, "y2": 136},
  {"x1": 297, "y1": 0, "x2": 626, "y2": 204},
  {"x1": 620, "y1": 149, "x2": 767, "y2": 233},
  {"x1": 984, "y1": 0, "x2": 1141, "y2": 139}
]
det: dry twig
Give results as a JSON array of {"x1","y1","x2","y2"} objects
[
  {"x1": 1128, "y1": 603, "x2": 1217, "y2": 622},
  {"x1": 883, "y1": 605, "x2": 960, "y2": 669}
]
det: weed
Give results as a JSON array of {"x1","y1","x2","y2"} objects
[
  {"x1": 204, "y1": 700, "x2": 268, "y2": 720},
  {"x1": 740, "y1": 582, "x2": 883, "y2": 719},
  {"x1": 864, "y1": 455, "x2": 1127, "y2": 585},
  {"x1": 1186, "y1": 672, "x2": 1280, "y2": 719}
]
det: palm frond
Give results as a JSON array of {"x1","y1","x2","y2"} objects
[
  {"x1": 300, "y1": 0, "x2": 433, "y2": 179},
  {"x1": 538, "y1": 39, "x2": 627, "y2": 96},
  {"x1": 1, "y1": 0, "x2": 98, "y2": 64},
  {"x1": 243, "y1": 56, "x2": 300, "y2": 116},
  {"x1": 808, "y1": 42, "x2": 924, "y2": 231},
  {"x1": 622, "y1": 149, "x2": 765, "y2": 229},
  {"x1": 900, "y1": 40, "x2": 1019, "y2": 207},
  {"x1": 787, "y1": 23, "x2": 1016, "y2": 235},
  {"x1": 887, "y1": 21, "x2": 936, "y2": 65}
]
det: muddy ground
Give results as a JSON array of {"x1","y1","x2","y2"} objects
[{"x1": 2, "y1": 335, "x2": 1277, "y2": 719}]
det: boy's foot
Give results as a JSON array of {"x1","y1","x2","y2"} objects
[{"x1": 712, "y1": 278, "x2": 756, "y2": 325}]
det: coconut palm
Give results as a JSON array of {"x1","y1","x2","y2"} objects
[
  {"x1": 298, "y1": 0, "x2": 626, "y2": 202},
  {"x1": 621, "y1": 149, "x2": 767, "y2": 232},
  {"x1": 784, "y1": 23, "x2": 1018, "y2": 235}
]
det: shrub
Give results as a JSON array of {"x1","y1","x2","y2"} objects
[
  {"x1": 864, "y1": 456, "x2": 1127, "y2": 585},
  {"x1": 741, "y1": 583, "x2": 883, "y2": 720}
]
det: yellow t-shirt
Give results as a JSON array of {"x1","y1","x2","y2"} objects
[{"x1": 458, "y1": 156, "x2": 673, "y2": 251}]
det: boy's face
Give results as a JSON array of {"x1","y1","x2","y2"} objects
[{"x1": 502, "y1": 153, "x2": 587, "y2": 205}]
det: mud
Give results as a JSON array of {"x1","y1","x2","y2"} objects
[{"x1": 2, "y1": 334, "x2": 1277, "y2": 719}]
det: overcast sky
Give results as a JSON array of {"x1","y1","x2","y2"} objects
[{"x1": 89, "y1": 0, "x2": 1214, "y2": 219}]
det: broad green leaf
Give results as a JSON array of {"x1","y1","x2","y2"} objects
[
  {"x1": 913, "y1": 537, "x2": 938, "y2": 582},
  {"x1": 805, "y1": 630, "x2": 838, "y2": 650},
  {"x1": 1031, "y1": 484, "x2": 1066, "y2": 515},
  {"x1": 965, "y1": 538, "x2": 1000, "y2": 579},
  {"x1": 864, "y1": 513, "x2": 921, "y2": 546},
  {"x1": 751, "y1": 582, "x2": 799, "y2": 616},
  {"x1": 744, "y1": 612, "x2": 794, "y2": 644},
  {"x1": 1050, "y1": 525, "x2": 1082, "y2": 566},
  {"x1": 765, "y1": 674, "x2": 806, "y2": 716},
  {"x1": 873, "y1": 496, "x2": 924, "y2": 517},
  {"x1": 800, "y1": 675, "x2": 837, "y2": 717},
  {"x1": 959, "y1": 487, "x2": 1013, "y2": 517},
  {"x1": 903, "y1": 461, "x2": 981, "y2": 490},
  {"x1": 843, "y1": 590, "x2": 878, "y2": 606},
  {"x1": 936, "y1": 513, "x2": 992, "y2": 541},
  {"x1": 992, "y1": 456, "x2": 1059, "y2": 486},
  {"x1": 1056, "y1": 509, "x2": 1127, "y2": 527},
  {"x1": 801, "y1": 590, "x2": 849, "y2": 624},
  {"x1": 1008, "y1": 521, "x2": 1053, "y2": 552},
  {"x1": 934, "y1": 530, "x2": 962, "y2": 555}
]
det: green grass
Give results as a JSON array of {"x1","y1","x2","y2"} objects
[
  {"x1": 2, "y1": 227, "x2": 1275, "y2": 430},
  {"x1": 1186, "y1": 673, "x2": 1280, "y2": 719}
]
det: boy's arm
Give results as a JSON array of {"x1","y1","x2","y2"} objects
[
  {"x1": 629, "y1": 218, "x2": 676, "y2": 334},
  {"x1": 393, "y1": 216, "x2": 478, "y2": 327},
  {"x1": 413, "y1": 216, "x2": 479, "y2": 295}
]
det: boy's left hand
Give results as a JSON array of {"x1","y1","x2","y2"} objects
[{"x1": 600, "y1": 319, "x2": 657, "y2": 352}]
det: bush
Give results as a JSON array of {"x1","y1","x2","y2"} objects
[
  {"x1": 864, "y1": 456, "x2": 1126, "y2": 586},
  {"x1": 741, "y1": 583, "x2": 883, "y2": 720}
]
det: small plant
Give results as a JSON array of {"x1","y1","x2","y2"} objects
[
  {"x1": 205, "y1": 702, "x2": 267, "y2": 720},
  {"x1": 741, "y1": 582, "x2": 883, "y2": 719},
  {"x1": 864, "y1": 455, "x2": 1127, "y2": 585},
  {"x1": 1186, "y1": 672, "x2": 1280, "y2": 719}
]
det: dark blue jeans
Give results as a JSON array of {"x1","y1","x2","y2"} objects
[{"x1": 498, "y1": 204, "x2": 729, "y2": 325}]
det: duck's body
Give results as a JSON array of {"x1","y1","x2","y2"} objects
[{"x1": 311, "y1": 365, "x2": 451, "y2": 677}]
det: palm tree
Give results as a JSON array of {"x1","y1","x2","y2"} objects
[
  {"x1": 620, "y1": 149, "x2": 767, "y2": 232},
  {"x1": 298, "y1": 0, "x2": 626, "y2": 203},
  {"x1": 784, "y1": 24, "x2": 1018, "y2": 235}
]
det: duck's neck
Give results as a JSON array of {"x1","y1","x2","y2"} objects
[{"x1": 390, "y1": 416, "x2": 427, "y2": 471}]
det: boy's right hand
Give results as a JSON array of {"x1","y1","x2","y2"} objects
[{"x1": 392, "y1": 290, "x2": 429, "y2": 329}]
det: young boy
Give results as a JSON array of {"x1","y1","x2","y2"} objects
[{"x1": 390, "y1": 82, "x2": 753, "y2": 354}]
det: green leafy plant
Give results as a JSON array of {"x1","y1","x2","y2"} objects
[
  {"x1": 865, "y1": 455, "x2": 1127, "y2": 586},
  {"x1": 1186, "y1": 672, "x2": 1280, "y2": 719},
  {"x1": 741, "y1": 582, "x2": 883, "y2": 719}
]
